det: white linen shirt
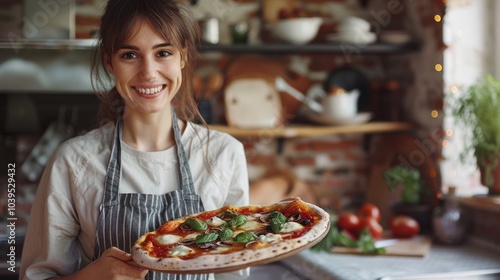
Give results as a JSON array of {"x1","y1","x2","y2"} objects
[{"x1": 20, "y1": 121, "x2": 249, "y2": 280}]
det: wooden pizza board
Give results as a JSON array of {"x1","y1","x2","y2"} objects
[
  {"x1": 331, "y1": 235, "x2": 432, "y2": 257},
  {"x1": 131, "y1": 221, "x2": 331, "y2": 274}
]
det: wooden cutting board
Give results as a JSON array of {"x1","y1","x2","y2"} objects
[{"x1": 331, "y1": 235, "x2": 432, "y2": 257}]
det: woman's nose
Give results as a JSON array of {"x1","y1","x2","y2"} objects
[{"x1": 139, "y1": 58, "x2": 157, "y2": 81}]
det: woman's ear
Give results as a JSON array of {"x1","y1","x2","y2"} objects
[{"x1": 103, "y1": 54, "x2": 114, "y2": 74}]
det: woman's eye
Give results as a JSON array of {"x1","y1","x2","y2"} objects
[
  {"x1": 157, "y1": 50, "x2": 172, "y2": 57},
  {"x1": 120, "y1": 52, "x2": 137, "y2": 59}
]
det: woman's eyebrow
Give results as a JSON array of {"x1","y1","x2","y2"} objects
[{"x1": 118, "y1": 43, "x2": 172, "y2": 51}]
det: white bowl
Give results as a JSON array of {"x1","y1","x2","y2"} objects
[
  {"x1": 338, "y1": 17, "x2": 371, "y2": 33},
  {"x1": 270, "y1": 17, "x2": 323, "y2": 45}
]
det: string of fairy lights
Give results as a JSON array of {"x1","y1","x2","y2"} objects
[{"x1": 434, "y1": 0, "x2": 457, "y2": 185}]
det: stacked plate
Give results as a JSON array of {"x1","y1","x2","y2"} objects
[{"x1": 326, "y1": 16, "x2": 376, "y2": 44}]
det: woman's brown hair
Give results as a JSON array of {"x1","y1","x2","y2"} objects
[{"x1": 91, "y1": 0, "x2": 203, "y2": 124}]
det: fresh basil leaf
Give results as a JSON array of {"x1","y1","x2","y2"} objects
[
  {"x1": 195, "y1": 233, "x2": 218, "y2": 245},
  {"x1": 269, "y1": 218, "x2": 283, "y2": 233},
  {"x1": 234, "y1": 232, "x2": 258, "y2": 243},
  {"x1": 269, "y1": 211, "x2": 287, "y2": 224},
  {"x1": 185, "y1": 218, "x2": 208, "y2": 232},
  {"x1": 228, "y1": 214, "x2": 247, "y2": 229},
  {"x1": 219, "y1": 228, "x2": 233, "y2": 241}
]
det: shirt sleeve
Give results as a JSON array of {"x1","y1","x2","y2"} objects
[
  {"x1": 222, "y1": 140, "x2": 250, "y2": 207},
  {"x1": 20, "y1": 144, "x2": 83, "y2": 279}
]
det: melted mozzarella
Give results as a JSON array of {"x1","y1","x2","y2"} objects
[
  {"x1": 248, "y1": 214, "x2": 261, "y2": 221},
  {"x1": 280, "y1": 222, "x2": 304, "y2": 233},
  {"x1": 169, "y1": 245, "x2": 195, "y2": 257},
  {"x1": 155, "y1": 234, "x2": 181, "y2": 245},
  {"x1": 184, "y1": 233, "x2": 201, "y2": 240},
  {"x1": 259, "y1": 233, "x2": 283, "y2": 244},
  {"x1": 239, "y1": 220, "x2": 265, "y2": 231},
  {"x1": 205, "y1": 216, "x2": 226, "y2": 227}
]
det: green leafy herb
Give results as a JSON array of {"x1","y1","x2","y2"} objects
[
  {"x1": 234, "y1": 232, "x2": 258, "y2": 244},
  {"x1": 269, "y1": 211, "x2": 287, "y2": 224},
  {"x1": 219, "y1": 228, "x2": 233, "y2": 241},
  {"x1": 195, "y1": 233, "x2": 218, "y2": 245},
  {"x1": 228, "y1": 214, "x2": 247, "y2": 229},
  {"x1": 357, "y1": 228, "x2": 386, "y2": 254},
  {"x1": 383, "y1": 166, "x2": 426, "y2": 205},
  {"x1": 269, "y1": 217, "x2": 283, "y2": 233},
  {"x1": 185, "y1": 218, "x2": 208, "y2": 232},
  {"x1": 311, "y1": 219, "x2": 386, "y2": 254},
  {"x1": 448, "y1": 74, "x2": 500, "y2": 188}
]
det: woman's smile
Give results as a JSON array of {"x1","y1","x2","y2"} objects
[{"x1": 133, "y1": 84, "x2": 166, "y2": 97}]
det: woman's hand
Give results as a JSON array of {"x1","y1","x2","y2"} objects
[{"x1": 74, "y1": 247, "x2": 149, "y2": 280}]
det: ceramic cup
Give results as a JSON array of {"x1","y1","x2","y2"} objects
[{"x1": 322, "y1": 88, "x2": 359, "y2": 119}]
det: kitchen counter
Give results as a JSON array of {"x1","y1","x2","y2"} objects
[
  {"x1": 3, "y1": 238, "x2": 499, "y2": 279},
  {"x1": 270, "y1": 238, "x2": 500, "y2": 280}
]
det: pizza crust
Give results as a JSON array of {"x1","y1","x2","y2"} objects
[{"x1": 131, "y1": 198, "x2": 330, "y2": 274}]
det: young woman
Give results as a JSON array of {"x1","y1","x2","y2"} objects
[{"x1": 20, "y1": 0, "x2": 249, "y2": 279}]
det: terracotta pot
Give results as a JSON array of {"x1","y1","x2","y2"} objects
[{"x1": 478, "y1": 156, "x2": 500, "y2": 195}]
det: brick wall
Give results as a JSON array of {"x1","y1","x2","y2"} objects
[
  {"x1": 209, "y1": 0, "x2": 446, "y2": 213},
  {"x1": 243, "y1": 134, "x2": 369, "y2": 212}
]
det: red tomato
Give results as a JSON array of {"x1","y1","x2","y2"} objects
[
  {"x1": 356, "y1": 203, "x2": 381, "y2": 222},
  {"x1": 337, "y1": 212, "x2": 360, "y2": 236},
  {"x1": 390, "y1": 215, "x2": 420, "y2": 238},
  {"x1": 358, "y1": 217, "x2": 383, "y2": 239}
]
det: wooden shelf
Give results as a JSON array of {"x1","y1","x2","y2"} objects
[
  {"x1": 0, "y1": 39, "x2": 96, "y2": 50},
  {"x1": 0, "y1": 39, "x2": 420, "y2": 54},
  {"x1": 200, "y1": 42, "x2": 421, "y2": 54},
  {"x1": 208, "y1": 122, "x2": 413, "y2": 138},
  {"x1": 460, "y1": 196, "x2": 500, "y2": 213}
]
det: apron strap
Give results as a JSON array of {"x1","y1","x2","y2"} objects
[
  {"x1": 101, "y1": 117, "x2": 123, "y2": 205},
  {"x1": 171, "y1": 109, "x2": 199, "y2": 201}
]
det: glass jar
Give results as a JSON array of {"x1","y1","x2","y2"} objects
[{"x1": 432, "y1": 186, "x2": 469, "y2": 244}]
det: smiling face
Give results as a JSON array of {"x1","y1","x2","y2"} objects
[{"x1": 105, "y1": 19, "x2": 186, "y2": 117}]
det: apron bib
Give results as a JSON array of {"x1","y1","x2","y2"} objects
[{"x1": 93, "y1": 110, "x2": 209, "y2": 280}]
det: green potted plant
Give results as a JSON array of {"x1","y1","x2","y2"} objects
[
  {"x1": 383, "y1": 165, "x2": 433, "y2": 232},
  {"x1": 449, "y1": 74, "x2": 500, "y2": 195}
]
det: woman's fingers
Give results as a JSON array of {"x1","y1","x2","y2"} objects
[
  {"x1": 77, "y1": 247, "x2": 149, "y2": 279},
  {"x1": 103, "y1": 246, "x2": 133, "y2": 261}
]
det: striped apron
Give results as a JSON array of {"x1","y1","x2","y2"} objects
[{"x1": 93, "y1": 110, "x2": 209, "y2": 280}]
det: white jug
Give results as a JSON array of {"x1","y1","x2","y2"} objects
[{"x1": 322, "y1": 87, "x2": 360, "y2": 119}]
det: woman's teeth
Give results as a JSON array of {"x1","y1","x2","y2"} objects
[{"x1": 137, "y1": 85, "x2": 163, "y2": 95}]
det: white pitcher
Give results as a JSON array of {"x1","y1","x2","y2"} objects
[{"x1": 322, "y1": 88, "x2": 360, "y2": 119}]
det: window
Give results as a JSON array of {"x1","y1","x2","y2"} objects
[{"x1": 442, "y1": 0, "x2": 497, "y2": 196}]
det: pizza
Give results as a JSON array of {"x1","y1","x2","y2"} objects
[{"x1": 131, "y1": 197, "x2": 330, "y2": 273}]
